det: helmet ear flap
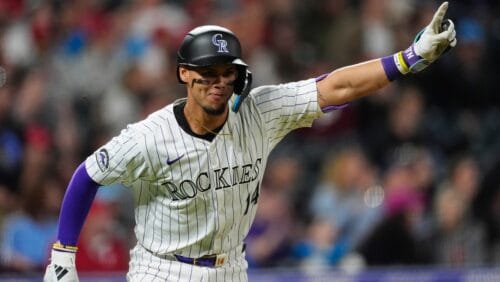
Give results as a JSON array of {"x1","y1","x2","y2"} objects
[
  {"x1": 233, "y1": 65, "x2": 247, "y2": 94},
  {"x1": 232, "y1": 69, "x2": 252, "y2": 113}
]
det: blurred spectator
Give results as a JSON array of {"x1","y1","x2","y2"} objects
[
  {"x1": 360, "y1": 0, "x2": 395, "y2": 59},
  {"x1": 296, "y1": 0, "x2": 362, "y2": 68},
  {"x1": 309, "y1": 145, "x2": 382, "y2": 257},
  {"x1": 357, "y1": 162, "x2": 430, "y2": 265},
  {"x1": 386, "y1": 144, "x2": 439, "y2": 204},
  {"x1": 0, "y1": 182, "x2": 16, "y2": 221},
  {"x1": 94, "y1": 183, "x2": 137, "y2": 249},
  {"x1": 357, "y1": 211, "x2": 426, "y2": 266},
  {"x1": 361, "y1": 84, "x2": 429, "y2": 168},
  {"x1": 17, "y1": 123, "x2": 52, "y2": 191},
  {"x1": 76, "y1": 199, "x2": 129, "y2": 272},
  {"x1": 423, "y1": 153, "x2": 487, "y2": 267},
  {"x1": 2, "y1": 17, "x2": 36, "y2": 67},
  {"x1": 258, "y1": 16, "x2": 306, "y2": 83},
  {"x1": 449, "y1": 17, "x2": 490, "y2": 112},
  {"x1": 291, "y1": 218, "x2": 349, "y2": 271},
  {"x1": 0, "y1": 85, "x2": 23, "y2": 190},
  {"x1": 0, "y1": 177, "x2": 63, "y2": 272},
  {"x1": 99, "y1": 64, "x2": 143, "y2": 136},
  {"x1": 474, "y1": 157, "x2": 500, "y2": 264},
  {"x1": 440, "y1": 154, "x2": 481, "y2": 206},
  {"x1": 129, "y1": 0, "x2": 190, "y2": 45},
  {"x1": 429, "y1": 187, "x2": 486, "y2": 266}
]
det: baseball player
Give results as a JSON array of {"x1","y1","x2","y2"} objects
[{"x1": 44, "y1": 2, "x2": 456, "y2": 281}]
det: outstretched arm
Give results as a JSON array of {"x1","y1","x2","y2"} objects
[
  {"x1": 317, "y1": 1, "x2": 456, "y2": 109},
  {"x1": 317, "y1": 59, "x2": 389, "y2": 107}
]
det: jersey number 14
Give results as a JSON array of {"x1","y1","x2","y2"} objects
[{"x1": 244, "y1": 183, "x2": 260, "y2": 215}]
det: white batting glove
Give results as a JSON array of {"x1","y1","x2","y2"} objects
[
  {"x1": 43, "y1": 249, "x2": 79, "y2": 282},
  {"x1": 408, "y1": 1, "x2": 457, "y2": 72}
]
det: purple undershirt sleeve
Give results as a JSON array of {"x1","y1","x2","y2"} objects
[{"x1": 57, "y1": 162, "x2": 100, "y2": 246}]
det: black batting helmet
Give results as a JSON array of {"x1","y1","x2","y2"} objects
[{"x1": 176, "y1": 25, "x2": 252, "y2": 112}]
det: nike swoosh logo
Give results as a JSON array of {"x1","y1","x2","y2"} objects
[{"x1": 167, "y1": 154, "x2": 184, "y2": 165}]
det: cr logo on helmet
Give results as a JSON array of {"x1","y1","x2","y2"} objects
[{"x1": 212, "y1": 34, "x2": 229, "y2": 53}]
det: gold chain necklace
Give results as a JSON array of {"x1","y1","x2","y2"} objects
[
  {"x1": 199, "y1": 119, "x2": 231, "y2": 136},
  {"x1": 193, "y1": 117, "x2": 231, "y2": 136}
]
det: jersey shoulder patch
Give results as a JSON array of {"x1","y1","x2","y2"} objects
[{"x1": 96, "y1": 148, "x2": 110, "y2": 172}]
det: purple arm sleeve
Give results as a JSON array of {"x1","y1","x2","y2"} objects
[{"x1": 57, "y1": 162, "x2": 100, "y2": 246}]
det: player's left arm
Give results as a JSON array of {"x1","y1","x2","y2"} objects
[
  {"x1": 317, "y1": 59, "x2": 389, "y2": 107},
  {"x1": 317, "y1": 1, "x2": 456, "y2": 108}
]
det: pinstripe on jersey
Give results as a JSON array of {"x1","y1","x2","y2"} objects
[{"x1": 85, "y1": 77, "x2": 323, "y2": 274}]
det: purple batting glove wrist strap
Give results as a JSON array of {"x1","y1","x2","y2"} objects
[
  {"x1": 381, "y1": 55, "x2": 402, "y2": 81},
  {"x1": 382, "y1": 44, "x2": 425, "y2": 80},
  {"x1": 402, "y1": 45, "x2": 423, "y2": 68},
  {"x1": 403, "y1": 44, "x2": 430, "y2": 73},
  {"x1": 57, "y1": 162, "x2": 99, "y2": 246}
]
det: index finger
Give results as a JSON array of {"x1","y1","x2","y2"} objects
[{"x1": 429, "y1": 2, "x2": 449, "y2": 33}]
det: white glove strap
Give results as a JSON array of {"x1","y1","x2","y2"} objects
[{"x1": 51, "y1": 249, "x2": 76, "y2": 267}]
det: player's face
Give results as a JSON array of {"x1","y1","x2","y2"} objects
[{"x1": 182, "y1": 64, "x2": 237, "y2": 116}]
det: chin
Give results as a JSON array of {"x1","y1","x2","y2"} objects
[{"x1": 203, "y1": 105, "x2": 227, "y2": 116}]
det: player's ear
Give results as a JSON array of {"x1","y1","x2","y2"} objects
[{"x1": 179, "y1": 66, "x2": 190, "y2": 84}]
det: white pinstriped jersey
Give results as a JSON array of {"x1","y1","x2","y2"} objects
[{"x1": 85, "y1": 78, "x2": 323, "y2": 258}]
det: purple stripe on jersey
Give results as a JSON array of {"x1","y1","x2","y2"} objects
[
  {"x1": 57, "y1": 162, "x2": 99, "y2": 246},
  {"x1": 381, "y1": 55, "x2": 401, "y2": 81},
  {"x1": 315, "y1": 73, "x2": 329, "y2": 82},
  {"x1": 315, "y1": 72, "x2": 350, "y2": 112},
  {"x1": 321, "y1": 103, "x2": 349, "y2": 113}
]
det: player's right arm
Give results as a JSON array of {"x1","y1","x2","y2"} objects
[
  {"x1": 44, "y1": 124, "x2": 150, "y2": 282},
  {"x1": 43, "y1": 163, "x2": 99, "y2": 282},
  {"x1": 316, "y1": 1, "x2": 456, "y2": 108}
]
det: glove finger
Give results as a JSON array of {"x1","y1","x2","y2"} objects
[
  {"x1": 449, "y1": 29, "x2": 456, "y2": 42},
  {"x1": 430, "y1": 2, "x2": 449, "y2": 33},
  {"x1": 435, "y1": 19, "x2": 454, "y2": 41},
  {"x1": 444, "y1": 21, "x2": 456, "y2": 45},
  {"x1": 435, "y1": 29, "x2": 453, "y2": 42},
  {"x1": 449, "y1": 37, "x2": 457, "y2": 47},
  {"x1": 445, "y1": 20, "x2": 456, "y2": 39}
]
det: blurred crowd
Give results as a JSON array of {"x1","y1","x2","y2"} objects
[{"x1": 0, "y1": 0, "x2": 499, "y2": 275}]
